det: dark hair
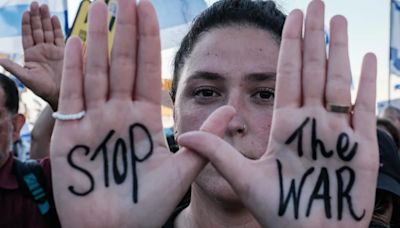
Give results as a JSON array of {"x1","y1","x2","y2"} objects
[
  {"x1": 170, "y1": 0, "x2": 286, "y2": 102},
  {"x1": 377, "y1": 118, "x2": 400, "y2": 149},
  {"x1": 0, "y1": 73, "x2": 19, "y2": 114},
  {"x1": 371, "y1": 189, "x2": 400, "y2": 227}
]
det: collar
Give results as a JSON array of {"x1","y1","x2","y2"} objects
[{"x1": 0, "y1": 153, "x2": 18, "y2": 189}]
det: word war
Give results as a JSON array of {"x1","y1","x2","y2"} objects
[
  {"x1": 67, "y1": 123, "x2": 153, "y2": 203},
  {"x1": 277, "y1": 117, "x2": 365, "y2": 221}
]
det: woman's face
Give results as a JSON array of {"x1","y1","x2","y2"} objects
[{"x1": 174, "y1": 25, "x2": 280, "y2": 203}]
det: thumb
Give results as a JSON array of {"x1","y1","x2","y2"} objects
[
  {"x1": 170, "y1": 105, "x2": 238, "y2": 194},
  {"x1": 0, "y1": 59, "x2": 28, "y2": 83},
  {"x1": 177, "y1": 113, "x2": 256, "y2": 198}
]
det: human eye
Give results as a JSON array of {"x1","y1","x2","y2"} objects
[
  {"x1": 251, "y1": 88, "x2": 275, "y2": 104},
  {"x1": 192, "y1": 86, "x2": 221, "y2": 103}
]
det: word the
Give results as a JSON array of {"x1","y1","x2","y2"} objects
[{"x1": 278, "y1": 117, "x2": 364, "y2": 220}]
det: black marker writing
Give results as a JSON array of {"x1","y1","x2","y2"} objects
[
  {"x1": 67, "y1": 145, "x2": 93, "y2": 196},
  {"x1": 285, "y1": 117, "x2": 310, "y2": 157},
  {"x1": 336, "y1": 166, "x2": 365, "y2": 220},
  {"x1": 113, "y1": 138, "x2": 128, "y2": 184},
  {"x1": 336, "y1": 133, "x2": 358, "y2": 162},
  {"x1": 306, "y1": 167, "x2": 331, "y2": 218},
  {"x1": 312, "y1": 119, "x2": 333, "y2": 160},
  {"x1": 67, "y1": 123, "x2": 153, "y2": 203},
  {"x1": 277, "y1": 159, "x2": 314, "y2": 219},
  {"x1": 278, "y1": 117, "x2": 364, "y2": 221}
]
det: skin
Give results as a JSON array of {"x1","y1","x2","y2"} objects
[
  {"x1": 179, "y1": 1, "x2": 379, "y2": 227},
  {"x1": 0, "y1": 86, "x2": 25, "y2": 167},
  {"x1": 51, "y1": 1, "x2": 217, "y2": 227},
  {"x1": 50, "y1": 0, "x2": 379, "y2": 227},
  {"x1": 0, "y1": 88, "x2": 13, "y2": 167},
  {"x1": 0, "y1": 1, "x2": 64, "y2": 159},
  {"x1": 0, "y1": 2, "x2": 65, "y2": 111},
  {"x1": 174, "y1": 25, "x2": 279, "y2": 227}
]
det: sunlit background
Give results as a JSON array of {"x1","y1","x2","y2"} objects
[
  {"x1": 66, "y1": 0, "x2": 392, "y2": 111},
  {"x1": 0, "y1": 0, "x2": 395, "y2": 131}
]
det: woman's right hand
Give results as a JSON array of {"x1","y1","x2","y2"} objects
[{"x1": 50, "y1": 0, "x2": 232, "y2": 227}]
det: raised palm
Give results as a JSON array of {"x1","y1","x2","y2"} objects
[
  {"x1": 50, "y1": 0, "x2": 230, "y2": 227},
  {"x1": 0, "y1": 2, "x2": 64, "y2": 110},
  {"x1": 178, "y1": 1, "x2": 378, "y2": 227}
]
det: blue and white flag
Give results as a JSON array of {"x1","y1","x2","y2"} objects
[
  {"x1": 390, "y1": 0, "x2": 400, "y2": 76},
  {"x1": 152, "y1": 0, "x2": 207, "y2": 50},
  {"x1": 0, "y1": 0, "x2": 68, "y2": 55}
]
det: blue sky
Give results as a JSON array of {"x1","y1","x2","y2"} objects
[
  {"x1": 68, "y1": 0, "x2": 392, "y2": 103},
  {"x1": 278, "y1": 0, "x2": 391, "y2": 104}
]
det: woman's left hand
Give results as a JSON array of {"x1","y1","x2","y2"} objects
[{"x1": 178, "y1": 1, "x2": 378, "y2": 227}]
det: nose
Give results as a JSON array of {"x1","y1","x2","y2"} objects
[
  {"x1": 225, "y1": 94, "x2": 247, "y2": 137},
  {"x1": 226, "y1": 114, "x2": 247, "y2": 136}
]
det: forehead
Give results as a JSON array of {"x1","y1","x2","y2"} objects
[{"x1": 181, "y1": 25, "x2": 280, "y2": 81}]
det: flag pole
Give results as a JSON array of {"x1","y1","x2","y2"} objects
[{"x1": 390, "y1": 0, "x2": 393, "y2": 105}]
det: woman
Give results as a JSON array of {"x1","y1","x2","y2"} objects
[{"x1": 46, "y1": 0, "x2": 379, "y2": 227}]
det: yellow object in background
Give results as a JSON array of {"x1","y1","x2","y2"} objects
[{"x1": 68, "y1": 0, "x2": 116, "y2": 54}]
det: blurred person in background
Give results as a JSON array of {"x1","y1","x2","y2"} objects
[
  {"x1": 370, "y1": 130, "x2": 400, "y2": 228},
  {"x1": 377, "y1": 118, "x2": 400, "y2": 150}
]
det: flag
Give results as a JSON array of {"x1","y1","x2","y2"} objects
[
  {"x1": 152, "y1": 0, "x2": 207, "y2": 50},
  {"x1": 390, "y1": 0, "x2": 400, "y2": 76},
  {"x1": 150, "y1": 0, "x2": 207, "y2": 127},
  {"x1": 0, "y1": 0, "x2": 68, "y2": 55}
]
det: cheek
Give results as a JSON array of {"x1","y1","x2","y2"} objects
[
  {"x1": 175, "y1": 103, "x2": 218, "y2": 135},
  {"x1": 249, "y1": 110, "x2": 273, "y2": 155},
  {"x1": 0, "y1": 121, "x2": 11, "y2": 148}
]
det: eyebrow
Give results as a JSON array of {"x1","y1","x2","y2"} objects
[
  {"x1": 185, "y1": 71, "x2": 276, "y2": 84},
  {"x1": 185, "y1": 71, "x2": 226, "y2": 83},
  {"x1": 244, "y1": 73, "x2": 276, "y2": 82}
]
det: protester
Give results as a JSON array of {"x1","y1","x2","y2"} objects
[
  {"x1": 0, "y1": 2, "x2": 63, "y2": 227},
  {"x1": 44, "y1": 0, "x2": 379, "y2": 227},
  {"x1": 382, "y1": 106, "x2": 400, "y2": 133},
  {"x1": 0, "y1": 73, "x2": 59, "y2": 228},
  {"x1": 377, "y1": 118, "x2": 400, "y2": 150},
  {"x1": 370, "y1": 130, "x2": 400, "y2": 227},
  {"x1": 0, "y1": 1, "x2": 64, "y2": 160}
]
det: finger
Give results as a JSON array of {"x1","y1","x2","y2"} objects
[
  {"x1": 0, "y1": 59, "x2": 28, "y2": 84},
  {"x1": 172, "y1": 106, "x2": 237, "y2": 194},
  {"x1": 30, "y1": 1, "x2": 44, "y2": 44},
  {"x1": 109, "y1": 0, "x2": 137, "y2": 99},
  {"x1": 178, "y1": 130, "x2": 255, "y2": 198},
  {"x1": 141, "y1": 106, "x2": 236, "y2": 220},
  {"x1": 39, "y1": 4, "x2": 54, "y2": 44},
  {"x1": 58, "y1": 37, "x2": 84, "y2": 118},
  {"x1": 85, "y1": 1, "x2": 109, "y2": 109},
  {"x1": 134, "y1": 0, "x2": 162, "y2": 104},
  {"x1": 52, "y1": 16, "x2": 65, "y2": 47},
  {"x1": 302, "y1": 0, "x2": 326, "y2": 106},
  {"x1": 325, "y1": 16, "x2": 352, "y2": 114},
  {"x1": 177, "y1": 106, "x2": 253, "y2": 196},
  {"x1": 353, "y1": 53, "x2": 377, "y2": 138},
  {"x1": 199, "y1": 105, "x2": 236, "y2": 133},
  {"x1": 275, "y1": 9, "x2": 303, "y2": 109},
  {"x1": 21, "y1": 11, "x2": 34, "y2": 49}
]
